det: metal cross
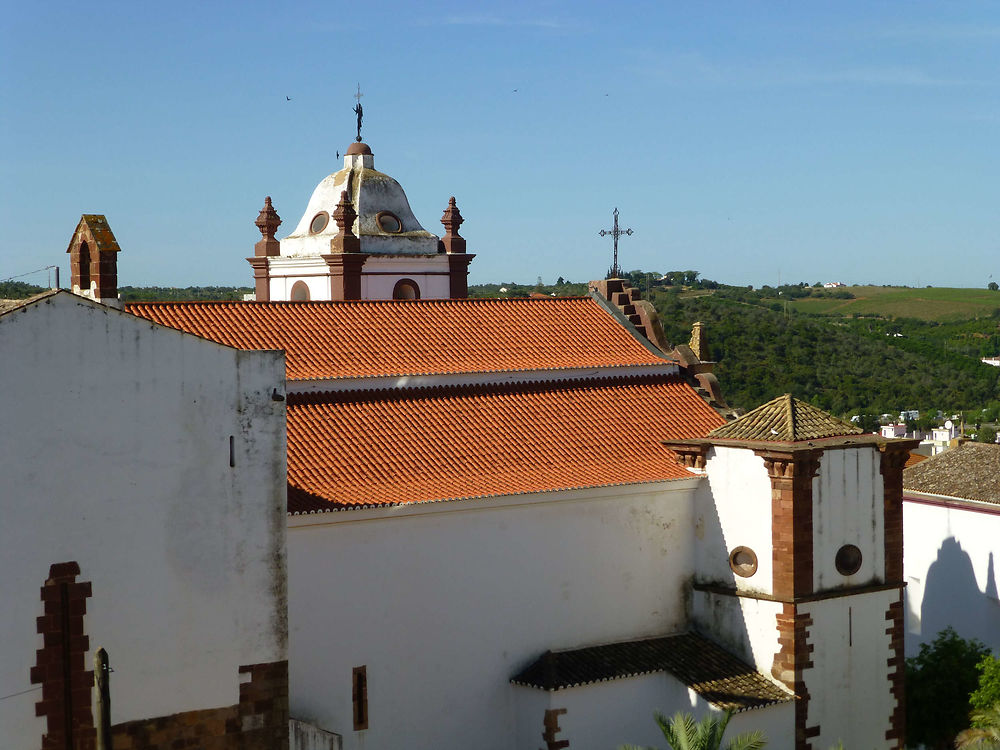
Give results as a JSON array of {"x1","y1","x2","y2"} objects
[
  {"x1": 598, "y1": 207, "x2": 633, "y2": 279},
  {"x1": 353, "y1": 84, "x2": 364, "y2": 142}
]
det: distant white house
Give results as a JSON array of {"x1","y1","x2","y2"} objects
[
  {"x1": 881, "y1": 424, "x2": 908, "y2": 439},
  {"x1": 823, "y1": 281, "x2": 847, "y2": 288},
  {"x1": 982, "y1": 357, "x2": 1000, "y2": 367}
]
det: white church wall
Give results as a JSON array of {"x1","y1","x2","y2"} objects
[
  {"x1": 691, "y1": 591, "x2": 783, "y2": 672},
  {"x1": 0, "y1": 294, "x2": 287, "y2": 744},
  {"x1": 699, "y1": 447, "x2": 773, "y2": 595},
  {"x1": 812, "y1": 447, "x2": 883, "y2": 590},
  {"x1": 287, "y1": 480, "x2": 698, "y2": 750},
  {"x1": 903, "y1": 496, "x2": 1000, "y2": 656},
  {"x1": 802, "y1": 589, "x2": 896, "y2": 750},
  {"x1": 725, "y1": 702, "x2": 794, "y2": 748},
  {"x1": 550, "y1": 673, "x2": 696, "y2": 750}
]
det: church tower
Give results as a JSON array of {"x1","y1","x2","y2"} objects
[
  {"x1": 247, "y1": 141, "x2": 473, "y2": 302},
  {"x1": 668, "y1": 395, "x2": 916, "y2": 750}
]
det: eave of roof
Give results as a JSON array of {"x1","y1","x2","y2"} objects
[
  {"x1": 0, "y1": 289, "x2": 59, "y2": 317},
  {"x1": 510, "y1": 632, "x2": 794, "y2": 712}
]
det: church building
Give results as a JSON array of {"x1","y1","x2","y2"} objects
[
  {"x1": 127, "y1": 136, "x2": 913, "y2": 750},
  {"x1": 4, "y1": 128, "x2": 916, "y2": 750}
]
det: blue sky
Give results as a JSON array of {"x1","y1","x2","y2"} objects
[{"x1": 1, "y1": 1, "x2": 998, "y2": 289}]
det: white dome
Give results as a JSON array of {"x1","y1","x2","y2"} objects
[{"x1": 280, "y1": 144, "x2": 438, "y2": 257}]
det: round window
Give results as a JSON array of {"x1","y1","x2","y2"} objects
[
  {"x1": 376, "y1": 211, "x2": 403, "y2": 234},
  {"x1": 728, "y1": 546, "x2": 758, "y2": 578},
  {"x1": 835, "y1": 544, "x2": 863, "y2": 576},
  {"x1": 310, "y1": 212, "x2": 329, "y2": 234}
]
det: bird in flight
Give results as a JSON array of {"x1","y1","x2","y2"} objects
[
  {"x1": 512, "y1": 89, "x2": 518, "y2": 93},
  {"x1": 286, "y1": 96, "x2": 292, "y2": 101},
  {"x1": 336, "y1": 150, "x2": 340, "y2": 159}
]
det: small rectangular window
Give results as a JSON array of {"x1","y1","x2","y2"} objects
[{"x1": 352, "y1": 665, "x2": 368, "y2": 730}]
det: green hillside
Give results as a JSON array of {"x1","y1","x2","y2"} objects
[
  {"x1": 787, "y1": 286, "x2": 1000, "y2": 322},
  {"x1": 652, "y1": 289, "x2": 1000, "y2": 417}
]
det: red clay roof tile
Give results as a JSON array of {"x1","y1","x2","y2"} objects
[
  {"x1": 287, "y1": 377, "x2": 725, "y2": 511},
  {"x1": 125, "y1": 298, "x2": 668, "y2": 380}
]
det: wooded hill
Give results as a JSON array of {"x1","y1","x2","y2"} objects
[{"x1": 651, "y1": 289, "x2": 1000, "y2": 418}]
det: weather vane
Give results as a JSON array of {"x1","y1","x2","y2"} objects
[
  {"x1": 353, "y1": 83, "x2": 364, "y2": 142},
  {"x1": 599, "y1": 207, "x2": 633, "y2": 279}
]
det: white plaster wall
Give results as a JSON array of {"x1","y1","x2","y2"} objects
[
  {"x1": 903, "y1": 498, "x2": 1000, "y2": 655},
  {"x1": 812, "y1": 447, "x2": 884, "y2": 590},
  {"x1": 692, "y1": 592, "x2": 784, "y2": 674},
  {"x1": 556, "y1": 673, "x2": 697, "y2": 750},
  {"x1": 268, "y1": 257, "x2": 332, "y2": 302},
  {"x1": 699, "y1": 447, "x2": 773, "y2": 594},
  {"x1": 802, "y1": 589, "x2": 896, "y2": 750},
  {"x1": 287, "y1": 481, "x2": 697, "y2": 750},
  {"x1": 726, "y1": 702, "x2": 794, "y2": 749},
  {"x1": 361, "y1": 255, "x2": 452, "y2": 300},
  {"x1": 518, "y1": 674, "x2": 792, "y2": 750},
  {"x1": 0, "y1": 294, "x2": 287, "y2": 747}
]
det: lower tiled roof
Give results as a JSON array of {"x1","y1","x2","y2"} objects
[
  {"x1": 904, "y1": 442, "x2": 1000, "y2": 505},
  {"x1": 287, "y1": 376, "x2": 724, "y2": 512},
  {"x1": 510, "y1": 632, "x2": 793, "y2": 712}
]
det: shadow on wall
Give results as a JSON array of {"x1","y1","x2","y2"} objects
[
  {"x1": 920, "y1": 539, "x2": 1000, "y2": 654},
  {"x1": 690, "y1": 479, "x2": 755, "y2": 668}
]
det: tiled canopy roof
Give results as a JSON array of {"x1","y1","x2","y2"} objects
[
  {"x1": 125, "y1": 298, "x2": 669, "y2": 381},
  {"x1": 287, "y1": 376, "x2": 724, "y2": 512},
  {"x1": 708, "y1": 394, "x2": 861, "y2": 443},
  {"x1": 511, "y1": 632, "x2": 793, "y2": 712},
  {"x1": 904, "y1": 442, "x2": 1000, "y2": 505}
]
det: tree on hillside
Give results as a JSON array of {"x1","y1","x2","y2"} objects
[
  {"x1": 988, "y1": 281, "x2": 998, "y2": 291},
  {"x1": 621, "y1": 709, "x2": 765, "y2": 750},
  {"x1": 906, "y1": 627, "x2": 990, "y2": 749}
]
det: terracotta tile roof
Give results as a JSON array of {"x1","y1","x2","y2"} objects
[
  {"x1": 708, "y1": 394, "x2": 862, "y2": 443},
  {"x1": 510, "y1": 632, "x2": 793, "y2": 711},
  {"x1": 287, "y1": 376, "x2": 725, "y2": 511},
  {"x1": 124, "y1": 298, "x2": 669, "y2": 381},
  {"x1": 904, "y1": 442, "x2": 1000, "y2": 505}
]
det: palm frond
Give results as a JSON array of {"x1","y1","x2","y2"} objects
[{"x1": 726, "y1": 731, "x2": 767, "y2": 750}]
